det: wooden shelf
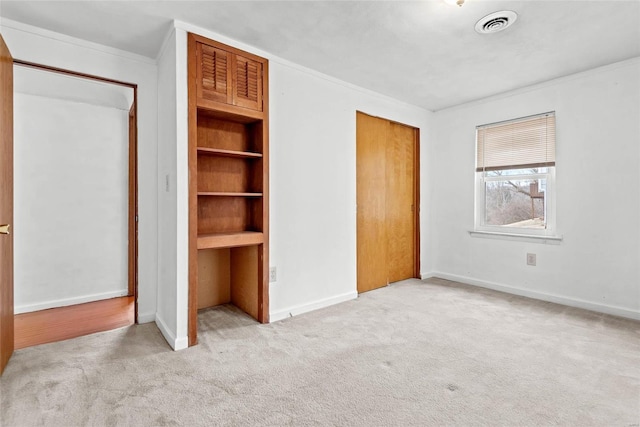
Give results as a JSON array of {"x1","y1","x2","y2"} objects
[
  {"x1": 197, "y1": 192, "x2": 262, "y2": 197},
  {"x1": 197, "y1": 147, "x2": 262, "y2": 159},
  {"x1": 197, "y1": 100, "x2": 263, "y2": 123},
  {"x1": 197, "y1": 231, "x2": 264, "y2": 249}
]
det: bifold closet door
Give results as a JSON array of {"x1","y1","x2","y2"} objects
[
  {"x1": 356, "y1": 112, "x2": 418, "y2": 294},
  {"x1": 386, "y1": 121, "x2": 416, "y2": 283},
  {"x1": 356, "y1": 113, "x2": 388, "y2": 293}
]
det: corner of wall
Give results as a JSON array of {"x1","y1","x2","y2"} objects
[
  {"x1": 420, "y1": 272, "x2": 437, "y2": 280},
  {"x1": 155, "y1": 313, "x2": 188, "y2": 350},
  {"x1": 137, "y1": 311, "x2": 156, "y2": 324}
]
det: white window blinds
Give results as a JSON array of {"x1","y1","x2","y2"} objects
[{"x1": 476, "y1": 112, "x2": 556, "y2": 172}]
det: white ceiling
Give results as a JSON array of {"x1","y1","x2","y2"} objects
[{"x1": 1, "y1": 0, "x2": 639, "y2": 111}]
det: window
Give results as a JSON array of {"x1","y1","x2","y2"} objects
[{"x1": 475, "y1": 112, "x2": 556, "y2": 236}]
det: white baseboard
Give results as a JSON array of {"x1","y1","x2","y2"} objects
[
  {"x1": 174, "y1": 335, "x2": 188, "y2": 350},
  {"x1": 155, "y1": 313, "x2": 188, "y2": 350},
  {"x1": 421, "y1": 271, "x2": 437, "y2": 280},
  {"x1": 427, "y1": 271, "x2": 640, "y2": 321},
  {"x1": 14, "y1": 289, "x2": 129, "y2": 314},
  {"x1": 137, "y1": 311, "x2": 156, "y2": 324},
  {"x1": 270, "y1": 291, "x2": 358, "y2": 322}
]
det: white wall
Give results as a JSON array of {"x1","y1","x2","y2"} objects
[
  {"x1": 14, "y1": 93, "x2": 129, "y2": 312},
  {"x1": 162, "y1": 22, "x2": 433, "y2": 347},
  {"x1": 427, "y1": 58, "x2": 640, "y2": 319},
  {"x1": 156, "y1": 27, "x2": 189, "y2": 350},
  {"x1": 0, "y1": 19, "x2": 159, "y2": 322},
  {"x1": 268, "y1": 60, "x2": 433, "y2": 320}
]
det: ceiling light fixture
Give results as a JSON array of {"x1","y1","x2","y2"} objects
[
  {"x1": 443, "y1": 0, "x2": 465, "y2": 7},
  {"x1": 475, "y1": 11, "x2": 518, "y2": 34}
]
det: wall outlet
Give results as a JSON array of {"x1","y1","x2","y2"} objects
[
  {"x1": 269, "y1": 266, "x2": 277, "y2": 282},
  {"x1": 526, "y1": 253, "x2": 536, "y2": 266}
]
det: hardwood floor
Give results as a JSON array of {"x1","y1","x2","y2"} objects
[{"x1": 14, "y1": 296, "x2": 134, "y2": 349}]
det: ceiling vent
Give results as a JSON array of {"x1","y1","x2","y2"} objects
[{"x1": 475, "y1": 11, "x2": 518, "y2": 34}]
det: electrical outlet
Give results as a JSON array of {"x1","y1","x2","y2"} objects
[
  {"x1": 269, "y1": 266, "x2": 277, "y2": 283},
  {"x1": 526, "y1": 253, "x2": 536, "y2": 266}
]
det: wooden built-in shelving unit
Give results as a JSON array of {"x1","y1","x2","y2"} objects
[{"x1": 188, "y1": 33, "x2": 269, "y2": 346}]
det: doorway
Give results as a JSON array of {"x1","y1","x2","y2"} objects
[
  {"x1": 356, "y1": 112, "x2": 420, "y2": 293},
  {"x1": 11, "y1": 61, "x2": 138, "y2": 349}
]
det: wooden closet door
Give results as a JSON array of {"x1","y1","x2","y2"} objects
[
  {"x1": 356, "y1": 112, "x2": 388, "y2": 293},
  {"x1": 386, "y1": 122, "x2": 416, "y2": 283},
  {"x1": 356, "y1": 112, "x2": 418, "y2": 294}
]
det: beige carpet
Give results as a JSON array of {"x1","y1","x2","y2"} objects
[{"x1": 1, "y1": 278, "x2": 639, "y2": 426}]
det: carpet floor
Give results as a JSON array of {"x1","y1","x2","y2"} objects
[{"x1": 1, "y1": 278, "x2": 639, "y2": 426}]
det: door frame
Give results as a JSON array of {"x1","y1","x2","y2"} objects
[
  {"x1": 12, "y1": 59, "x2": 139, "y2": 321},
  {"x1": 356, "y1": 111, "x2": 421, "y2": 290},
  {"x1": 411, "y1": 126, "x2": 421, "y2": 279}
]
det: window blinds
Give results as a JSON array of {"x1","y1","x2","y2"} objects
[{"x1": 476, "y1": 112, "x2": 555, "y2": 172}]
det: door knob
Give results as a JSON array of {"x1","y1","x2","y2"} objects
[{"x1": 0, "y1": 224, "x2": 10, "y2": 235}]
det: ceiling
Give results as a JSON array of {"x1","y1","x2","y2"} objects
[{"x1": 1, "y1": 0, "x2": 639, "y2": 111}]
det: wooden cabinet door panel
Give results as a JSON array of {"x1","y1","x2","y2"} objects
[
  {"x1": 233, "y1": 55, "x2": 262, "y2": 111},
  {"x1": 197, "y1": 43, "x2": 232, "y2": 104},
  {"x1": 195, "y1": 38, "x2": 264, "y2": 113}
]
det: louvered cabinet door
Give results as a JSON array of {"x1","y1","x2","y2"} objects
[
  {"x1": 197, "y1": 43, "x2": 233, "y2": 104},
  {"x1": 233, "y1": 55, "x2": 262, "y2": 111}
]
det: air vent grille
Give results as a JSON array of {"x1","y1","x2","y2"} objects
[{"x1": 475, "y1": 11, "x2": 518, "y2": 34}]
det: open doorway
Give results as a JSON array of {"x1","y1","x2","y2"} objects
[{"x1": 12, "y1": 61, "x2": 137, "y2": 348}]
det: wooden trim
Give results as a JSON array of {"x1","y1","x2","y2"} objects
[
  {"x1": 128, "y1": 95, "x2": 139, "y2": 323},
  {"x1": 413, "y1": 128, "x2": 421, "y2": 278},
  {"x1": 188, "y1": 33, "x2": 199, "y2": 346},
  {"x1": 259, "y1": 59, "x2": 270, "y2": 323},
  {"x1": 12, "y1": 59, "x2": 136, "y2": 89},
  {"x1": 14, "y1": 297, "x2": 134, "y2": 349},
  {"x1": 128, "y1": 103, "x2": 135, "y2": 297}
]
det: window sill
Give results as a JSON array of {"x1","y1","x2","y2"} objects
[{"x1": 469, "y1": 230, "x2": 563, "y2": 245}]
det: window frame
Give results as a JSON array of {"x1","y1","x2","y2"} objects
[
  {"x1": 474, "y1": 166, "x2": 556, "y2": 237},
  {"x1": 474, "y1": 112, "x2": 558, "y2": 238}
]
